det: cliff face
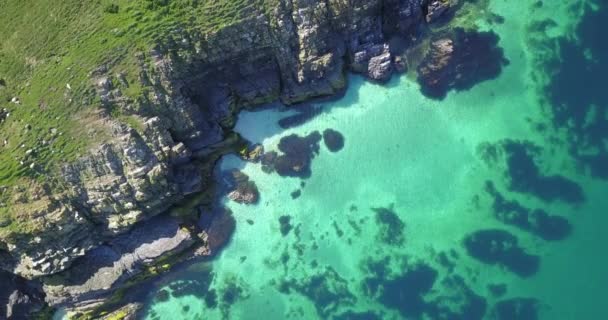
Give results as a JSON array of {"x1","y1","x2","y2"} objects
[{"x1": 0, "y1": 0, "x2": 456, "y2": 315}]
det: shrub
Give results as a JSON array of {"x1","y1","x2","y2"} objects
[{"x1": 104, "y1": 3, "x2": 119, "y2": 14}]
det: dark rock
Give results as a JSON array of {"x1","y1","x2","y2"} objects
[
  {"x1": 417, "y1": 28, "x2": 508, "y2": 99},
  {"x1": 0, "y1": 271, "x2": 45, "y2": 320},
  {"x1": 426, "y1": 275, "x2": 487, "y2": 320},
  {"x1": 274, "y1": 131, "x2": 322, "y2": 178},
  {"x1": 377, "y1": 264, "x2": 437, "y2": 318},
  {"x1": 279, "y1": 215, "x2": 293, "y2": 237},
  {"x1": 205, "y1": 209, "x2": 236, "y2": 254},
  {"x1": 204, "y1": 289, "x2": 217, "y2": 308},
  {"x1": 463, "y1": 229, "x2": 540, "y2": 277},
  {"x1": 501, "y1": 141, "x2": 584, "y2": 204},
  {"x1": 290, "y1": 189, "x2": 301, "y2": 199},
  {"x1": 372, "y1": 205, "x2": 405, "y2": 245},
  {"x1": 539, "y1": 3, "x2": 608, "y2": 180},
  {"x1": 322, "y1": 129, "x2": 345, "y2": 152},
  {"x1": 368, "y1": 49, "x2": 393, "y2": 81},
  {"x1": 260, "y1": 151, "x2": 278, "y2": 173},
  {"x1": 226, "y1": 171, "x2": 259, "y2": 205},
  {"x1": 42, "y1": 216, "x2": 194, "y2": 308},
  {"x1": 485, "y1": 181, "x2": 572, "y2": 241},
  {"x1": 426, "y1": 0, "x2": 451, "y2": 23},
  {"x1": 393, "y1": 55, "x2": 408, "y2": 73},
  {"x1": 281, "y1": 266, "x2": 355, "y2": 318}
]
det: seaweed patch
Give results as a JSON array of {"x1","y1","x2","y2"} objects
[{"x1": 463, "y1": 229, "x2": 540, "y2": 277}]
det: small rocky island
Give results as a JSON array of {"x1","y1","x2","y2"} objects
[{"x1": 0, "y1": 0, "x2": 508, "y2": 318}]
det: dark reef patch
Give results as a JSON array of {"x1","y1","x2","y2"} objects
[
  {"x1": 290, "y1": 189, "x2": 301, "y2": 199},
  {"x1": 478, "y1": 140, "x2": 584, "y2": 204},
  {"x1": 279, "y1": 266, "x2": 355, "y2": 318},
  {"x1": 278, "y1": 104, "x2": 323, "y2": 129},
  {"x1": 491, "y1": 298, "x2": 540, "y2": 320},
  {"x1": 217, "y1": 276, "x2": 248, "y2": 318},
  {"x1": 501, "y1": 141, "x2": 584, "y2": 204},
  {"x1": 279, "y1": 215, "x2": 293, "y2": 237},
  {"x1": 377, "y1": 264, "x2": 438, "y2": 318},
  {"x1": 371, "y1": 205, "x2": 405, "y2": 246},
  {"x1": 485, "y1": 181, "x2": 572, "y2": 241},
  {"x1": 361, "y1": 256, "x2": 438, "y2": 318},
  {"x1": 536, "y1": 2, "x2": 608, "y2": 179},
  {"x1": 360, "y1": 256, "x2": 392, "y2": 297},
  {"x1": 426, "y1": 275, "x2": 487, "y2": 320},
  {"x1": 204, "y1": 290, "x2": 218, "y2": 308},
  {"x1": 360, "y1": 255, "x2": 488, "y2": 319},
  {"x1": 463, "y1": 229, "x2": 540, "y2": 277},
  {"x1": 417, "y1": 27, "x2": 508, "y2": 99},
  {"x1": 323, "y1": 129, "x2": 345, "y2": 152},
  {"x1": 273, "y1": 131, "x2": 322, "y2": 178}
]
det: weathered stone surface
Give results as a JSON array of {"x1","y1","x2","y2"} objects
[
  {"x1": 42, "y1": 217, "x2": 194, "y2": 309},
  {"x1": 0, "y1": 270, "x2": 45, "y2": 319},
  {"x1": 426, "y1": 0, "x2": 451, "y2": 23},
  {"x1": 225, "y1": 170, "x2": 260, "y2": 205}
]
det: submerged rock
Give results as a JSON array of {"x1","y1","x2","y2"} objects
[
  {"x1": 417, "y1": 28, "x2": 508, "y2": 99},
  {"x1": 372, "y1": 205, "x2": 406, "y2": 246},
  {"x1": 501, "y1": 141, "x2": 584, "y2": 204},
  {"x1": 279, "y1": 215, "x2": 293, "y2": 237},
  {"x1": 280, "y1": 266, "x2": 355, "y2": 318},
  {"x1": 426, "y1": 275, "x2": 487, "y2": 320},
  {"x1": 274, "y1": 131, "x2": 322, "y2": 178},
  {"x1": 225, "y1": 170, "x2": 260, "y2": 205},
  {"x1": 378, "y1": 264, "x2": 437, "y2": 318},
  {"x1": 485, "y1": 181, "x2": 572, "y2": 241},
  {"x1": 201, "y1": 208, "x2": 236, "y2": 255},
  {"x1": 323, "y1": 129, "x2": 345, "y2": 152},
  {"x1": 463, "y1": 229, "x2": 540, "y2": 277}
]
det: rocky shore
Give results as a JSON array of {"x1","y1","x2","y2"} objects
[{"x1": 0, "y1": 0, "x2": 490, "y2": 318}]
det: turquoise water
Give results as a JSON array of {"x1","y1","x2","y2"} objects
[{"x1": 143, "y1": 1, "x2": 608, "y2": 319}]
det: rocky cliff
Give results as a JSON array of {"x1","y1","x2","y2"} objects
[{"x1": 0, "y1": 0, "x2": 459, "y2": 317}]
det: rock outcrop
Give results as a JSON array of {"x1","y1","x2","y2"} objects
[
  {"x1": 0, "y1": 270, "x2": 45, "y2": 319},
  {"x1": 0, "y1": 0, "x2": 459, "y2": 316},
  {"x1": 43, "y1": 216, "x2": 194, "y2": 309},
  {"x1": 417, "y1": 27, "x2": 508, "y2": 99}
]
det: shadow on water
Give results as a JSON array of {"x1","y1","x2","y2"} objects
[{"x1": 234, "y1": 73, "x2": 394, "y2": 146}]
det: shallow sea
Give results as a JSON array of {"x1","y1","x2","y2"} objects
[{"x1": 141, "y1": 0, "x2": 608, "y2": 319}]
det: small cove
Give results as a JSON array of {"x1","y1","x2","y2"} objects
[{"x1": 141, "y1": 1, "x2": 608, "y2": 319}]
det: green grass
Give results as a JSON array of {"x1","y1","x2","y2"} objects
[{"x1": 0, "y1": 0, "x2": 270, "y2": 235}]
